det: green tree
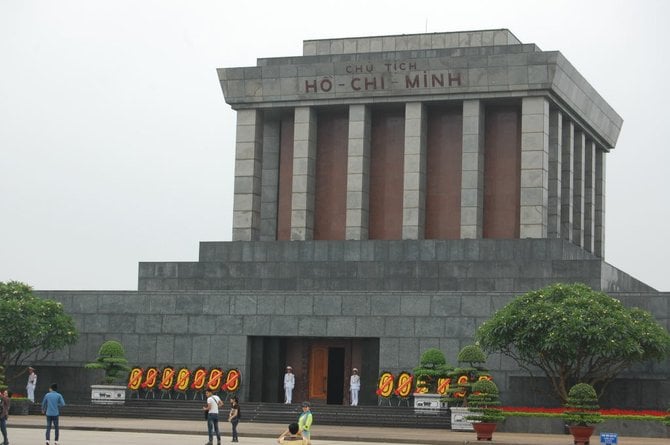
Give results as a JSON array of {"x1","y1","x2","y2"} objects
[
  {"x1": 85, "y1": 340, "x2": 130, "y2": 384},
  {"x1": 0, "y1": 281, "x2": 79, "y2": 383},
  {"x1": 476, "y1": 283, "x2": 670, "y2": 403},
  {"x1": 412, "y1": 348, "x2": 451, "y2": 392}
]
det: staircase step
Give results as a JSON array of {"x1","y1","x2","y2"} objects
[{"x1": 29, "y1": 400, "x2": 451, "y2": 429}]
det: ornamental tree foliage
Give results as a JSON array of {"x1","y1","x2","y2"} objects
[
  {"x1": 413, "y1": 348, "x2": 451, "y2": 392},
  {"x1": 0, "y1": 281, "x2": 79, "y2": 381},
  {"x1": 476, "y1": 283, "x2": 670, "y2": 403},
  {"x1": 85, "y1": 339, "x2": 130, "y2": 384}
]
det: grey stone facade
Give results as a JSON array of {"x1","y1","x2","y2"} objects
[
  {"x1": 35, "y1": 281, "x2": 669, "y2": 408},
  {"x1": 25, "y1": 30, "x2": 669, "y2": 411}
]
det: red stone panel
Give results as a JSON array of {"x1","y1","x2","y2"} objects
[
  {"x1": 277, "y1": 115, "x2": 295, "y2": 240},
  {"x1": 314, "y1": 110, "x2": 348, "y2": 240},
  {"x1": 369, "y1": 108, "x2": 405, "y2": 239},
  {"x1": 483, "y1": 105, "x2": 521, "y2": 238},
  {"x1": 426, "y1": 106, "x2": 463, "y2": 239}
]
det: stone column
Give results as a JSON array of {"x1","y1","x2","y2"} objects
[
  {"x1": 232, "y1": 109, "x2": 263, "y2": 241},
  {"x1": 560, "y1": 120, "x2": 574, "y2": 242},
  {"x1": 460, "y1": 100, "x2": 485, "y2": 239},
  {"x1": 572, "y1": 129, "x2": 586, "y2": 247},
  {"x1": 520, "y1": 97, "x2": 550, "y2": 238},
  {"x1": 346, "y1": 105, "x2": 371, "y2": 240},
  {"x1": 260, "y1": 119, "x2": 280, "y2": 241},
  {"x1": 291, "y1": 107, "x2": 317, "y2": 240},
  {"x1": 402, "y1": 102, "x2": 427, "y2": 239},
  {"x1": 594, "y1": 149, "x2": 606, "y2": 258},
  {"x1": 583, "y1": 140, "x2": 596, "y2": 253},
  {"x1": 548, "y1": 109, "x2": 562, "y2": 238}
]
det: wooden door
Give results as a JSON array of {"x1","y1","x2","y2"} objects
[{"x1": 309, "y1": 345, "x2": 328, "y2": 401}]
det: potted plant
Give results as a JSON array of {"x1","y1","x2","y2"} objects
[
  {"x1": 563, "y1": 383, "x2": 603, "y2": 445},
  {"x1": 444, "y1": 344, "x2": 492, "y2": 431},
  {"x1": 412, "y1": 348, "x2": 451, "y2": 409},
  {"x1": 85, "y1": 339, "x2": 131, "y2": 404},
  {"x1": 466, "y1": 379, "x2": 505, "y2": 441}
]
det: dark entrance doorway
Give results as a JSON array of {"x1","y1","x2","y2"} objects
[
  {"x1": 327, "y1": 347, "x2": 345, "y2": 404},
  {"x1": 248, "y1": 336, "x2": 379, "y2": 405}
]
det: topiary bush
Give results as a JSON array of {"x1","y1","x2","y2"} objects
[
  {"x1": 563, "y1": 383, "x2": 604, "y2": 426},
  {"x1": 412, "y1": 348, "x2": 451, "y2": 393},
  {"x1": 457, "y1": 344, "x2": 487, "y2": 366},
  {"x1": 85, "y1": 339, "x2": 131, "y2": 384},
  {"x1": 466, "y1": 379, "x2": 505, "y2": 423},
  {"x1": 443, "y1": 344, "x2": 491, "y2": 406}
]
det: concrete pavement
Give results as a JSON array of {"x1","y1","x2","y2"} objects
[{"x1": 9, "y1": 414, "x2": 670, "y2": 445}]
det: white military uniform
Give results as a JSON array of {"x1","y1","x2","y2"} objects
[{"x1": 284, "y1": 367, "x2": 295, "y2": 404}]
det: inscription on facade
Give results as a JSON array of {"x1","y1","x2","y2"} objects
[{"x1": 304, "y1": 60, "x2": 463, "y2": 94}]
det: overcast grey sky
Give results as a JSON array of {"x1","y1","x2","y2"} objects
[{"x1": 1, "y1": 0, "x2": 668, "y2": 291}]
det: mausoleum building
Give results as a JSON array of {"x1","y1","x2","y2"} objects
[{"x1": 32, "y1": 30, "x2": 668, "y2": 409}]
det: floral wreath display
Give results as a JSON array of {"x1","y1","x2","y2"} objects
[
  {"x1": 174, "y1": 368, "x2": 191, "y2": 392},
  {"x1": 436, "y1": 377, "x2": 451, "y2": 396},
  {"x1": 394, "y1": 371, "x2": 413, "y2": 398},
  {"x1": 207, "y1": 368, "x2": 224, "y2": 391},
  {"x1": 375, "y1": 371, "x2": 394, "y2": 398},
  {"x1": 159, "y1": 366, "x2": 175, "y2": 391},
  {"x1": 127, "y1": 367, "x2": 144, "y2": 390},
  {"x1": 191, "y1": 367, "x2": 208, "y2": 391},
  {"x1": 141, "y1": 367, "x2": 159, "y2": 390},
  {"x1": 222, "y1": 369, "x2": 241, "y2": 392},
  {"x1": 414, "y1": 376, "x2": 429, "y2": 395},
  {"x1": 127, "y1": 366, "x2": 242, "y2": 393}
]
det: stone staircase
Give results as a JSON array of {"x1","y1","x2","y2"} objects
[{"x1": 29, "y1": 399, "x2": 451, "y2": 429}]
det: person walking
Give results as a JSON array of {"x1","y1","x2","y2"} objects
[
  {"x1": 298, "y1": 401, "x2": 313, "y2": 445},
  {"x1": 0, "y1": 389, "x2": 9, "y2": 445},
  {"x1": 349, "y1": 368, "x2": 361, "y2": 406},
  {"x1": 26, "y1": 367, "x2": 37, "y2": 403},
  {"x1": 283, "y1": 366, "x2": 295, "y2": 404},
  {"x1": 41, "y1": 383, "x2": 65, "y2": 445},
  {"x1": 202, "y1": 389, "x2": 223, "y2": 445},
  {"x1": 227, "y1": 396, "x2": 240, "y2": 442}
]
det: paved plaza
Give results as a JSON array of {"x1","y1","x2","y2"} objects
[{"x1": 8, "y1": 415, "x2": 669, "y2": 445}]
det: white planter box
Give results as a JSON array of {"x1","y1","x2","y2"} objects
[
  {"x1": 91, "y1": 385, "x2": 126, "y2": 405},
  {"x1": 413, "y1": 393, "x2": 447, "y2": 411},
  {"x1": 450, "y1": 406, "x2": 474, "y2": 431}
]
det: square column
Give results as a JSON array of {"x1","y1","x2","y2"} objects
[
  {"x1": 548, "y1": 109, "x2": 563, "y2": 238},
  {"x1": 232, "y1": 109, "x2": 263, "y2": 241},
  {"x1": 572, "y1": 130, "x2": 586, "y2": 247},
  {"x1": 594, "y1": 149, "x2": 606, "y2": 257},
  {"x1": 402, "y1": 102, "x2": 427, "y2": 239},
  {"x1": 520, "y1": 97, "x2": 550, "y2": 238},
  {"x1": 460, "y1": 100, "x2": 485, "y2": 239},
  {"x1": 560, "y1": 120, "x2": 574, "y2": 242},
  {"x1": 291, "y1": 107, "x2": 317, "y2": 240},
  {"x1": 260, "y1": 119, "x2": 280, "y2": 240},
  {"x1": 583, "y1": 140, "x2": 596, "y2": 253},
  {"x1": 346, "y1": 105, "x2": 371, "y2": 240}
]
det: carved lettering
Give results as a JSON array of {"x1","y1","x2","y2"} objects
[
  {"x1": 320, "y1": 78, "x2": 333, "y2": 92},
  {"x1": 448, "y1": 72, "x2": 462, "y2": 86},
  {"x1": 405, "y1": 75, "x2": 420, "y2": 88},
  {"x1": 305, "y1": 80, "x2": 317, "y2": 93}
]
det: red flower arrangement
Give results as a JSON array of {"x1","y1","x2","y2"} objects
[{"x1": 501, "y1": 406, "x2": 666, "y2": 421}]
